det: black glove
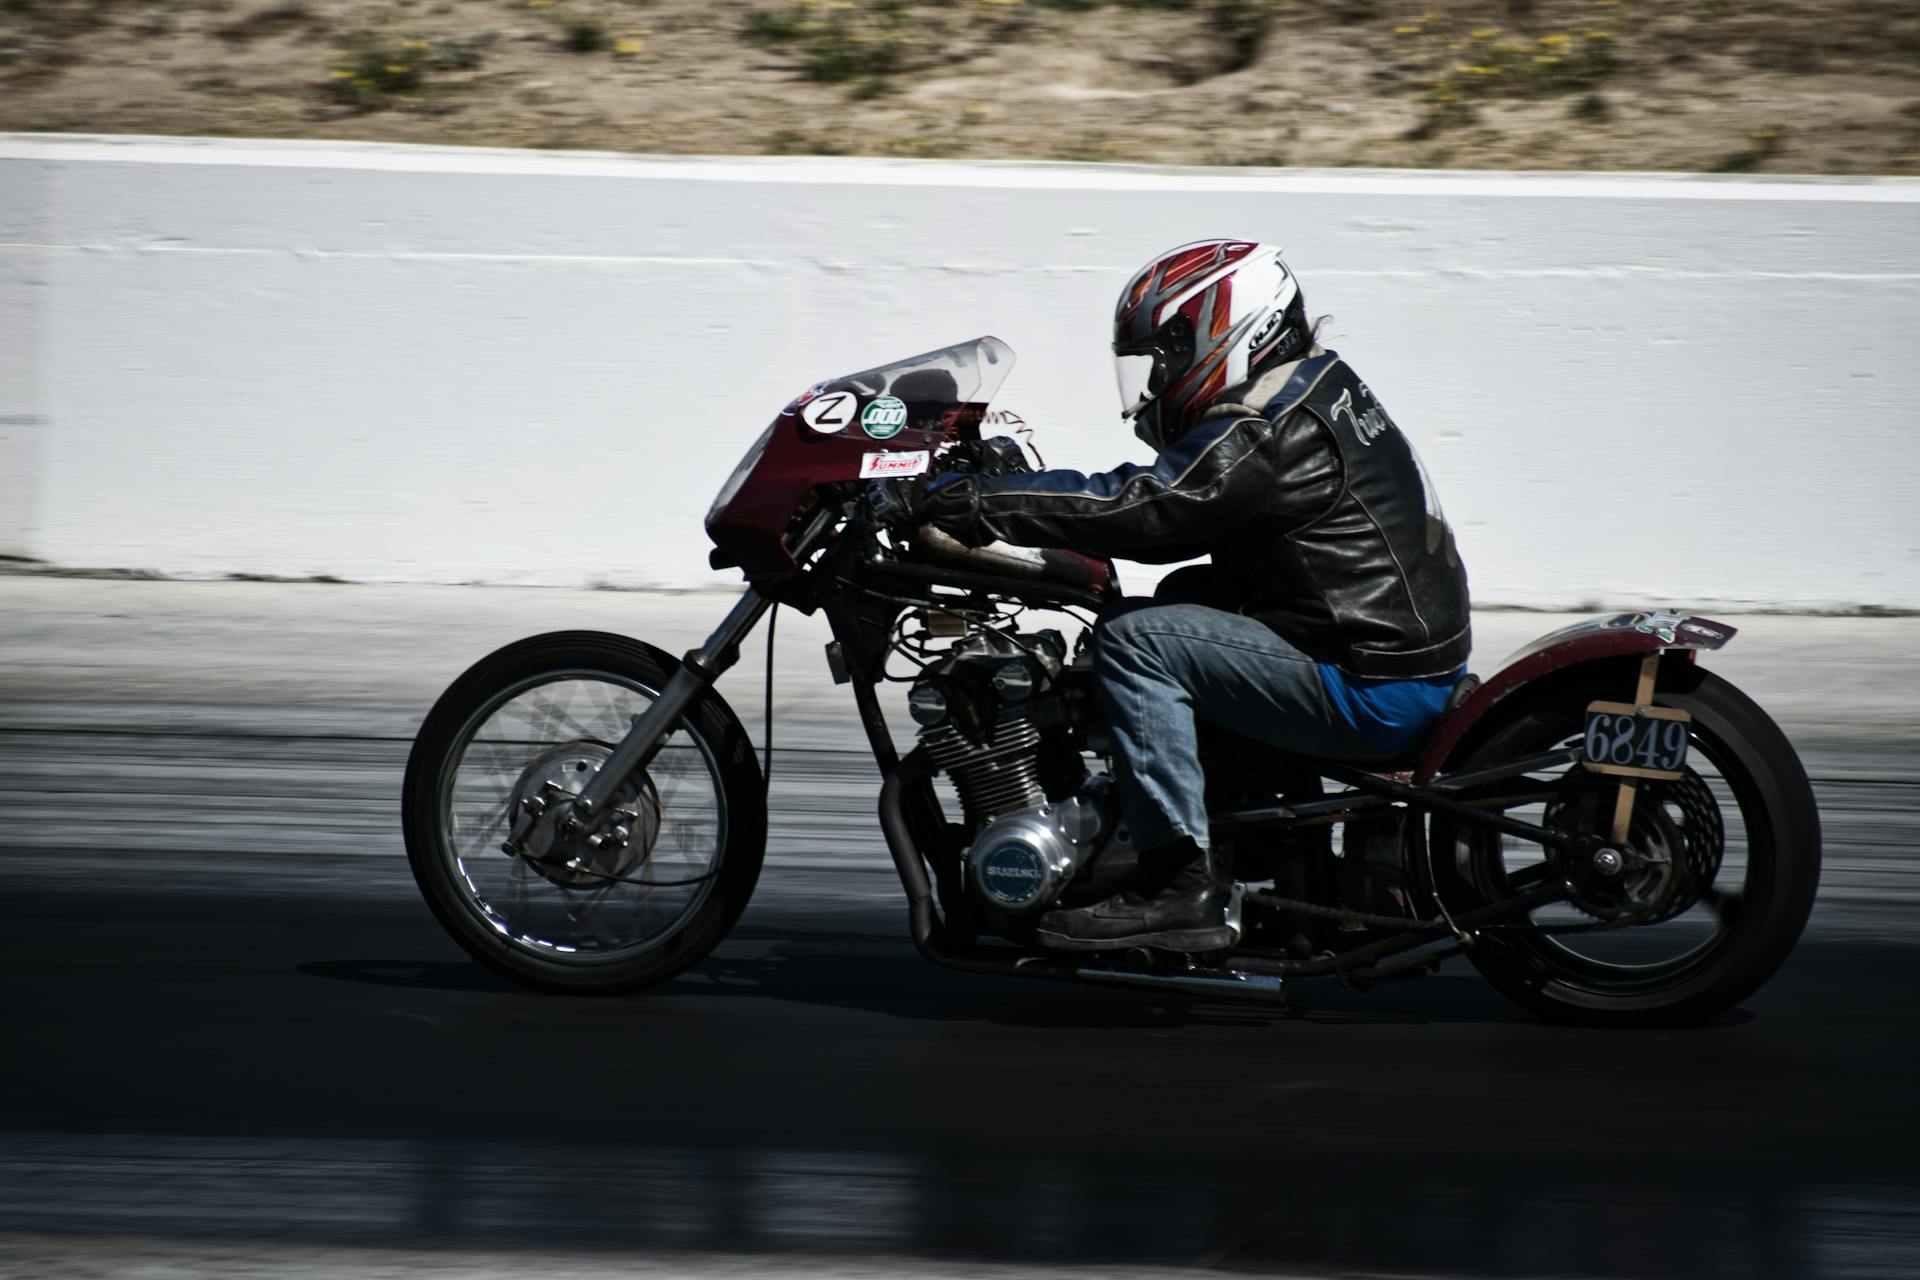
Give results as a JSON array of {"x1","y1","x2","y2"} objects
[
  {"x1": 975, "y1": 435, "x2": 1033, "y2": 477},
  {"x1": 866, "y1": 473, "x2": 981, "y2": 538},
  {"x1": 923, "y1": 473, "x2": 978, "y2": 531},
  {"x1": 864, "y1": 476, "x2": 928, "y2": 531}
]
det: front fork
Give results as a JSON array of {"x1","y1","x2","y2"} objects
[
  {"x1": 574, "y1": 587, "x2": 771, "y2": 821},
  {"x1": 504, "y1": 587, "x2": 772, "y2": 862},
  {"x1": 530, "y1": 502, "x2": 847, "y2": 854}
]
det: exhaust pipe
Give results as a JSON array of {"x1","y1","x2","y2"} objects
[
  {"x1": 879, "y1": 748, "x2": 1039, "y2": 977},
  {"x1": 878, "y1": 753, "x2": 1285, "y2": 1004},
  {"x1": 1075, "y1": 966, "x2": 1285, "y2": 1002}
]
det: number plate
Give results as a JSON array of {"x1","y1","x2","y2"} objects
[{"x1": 1581, "y1": 702, "x2": 1692, "y2": 780}]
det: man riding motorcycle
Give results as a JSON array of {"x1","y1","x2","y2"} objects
[{"x1": 870, "y1": 240, "x2": 1472, "y2": 953}]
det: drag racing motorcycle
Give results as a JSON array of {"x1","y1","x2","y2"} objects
[{"x1": 402, "y1": 338, "x2": 1821, "y2": 1025}]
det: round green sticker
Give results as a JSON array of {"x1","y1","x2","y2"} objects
[{"x1": 861, "y1": 395, "x2": 908, "y2": 440}]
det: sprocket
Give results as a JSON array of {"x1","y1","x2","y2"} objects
[{"x1": 1543, "y1": 765, "x2": 1724, "y2": 922}]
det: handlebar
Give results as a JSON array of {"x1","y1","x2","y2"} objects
[{"x1": 932, "y1": 434, "x2": 1034, "y2": 482}]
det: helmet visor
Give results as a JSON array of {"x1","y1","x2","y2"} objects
[{"x1": 1114, "y1": 352, "x2": 1158, "y2": 419}]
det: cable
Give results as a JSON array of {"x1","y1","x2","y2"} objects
[{"x1": 762, "y1": 603, "x2": 778, "y2": 795}]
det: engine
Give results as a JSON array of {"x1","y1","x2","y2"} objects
[
  {"x1": 966, "y1": 780, "x2": 1120, "y2": 915},
  {"x1": 907, "y1": 629, "x2": 1121, "y2": 921}
]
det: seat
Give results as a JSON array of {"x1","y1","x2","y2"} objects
[
  {"x1": 1383, "y1": 671, "x2": 1480, "y2": 770},
  {"x1": 1196, "y1": 670, "x2": 1481, "y2": 783}
]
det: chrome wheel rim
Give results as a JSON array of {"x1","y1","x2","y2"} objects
[{"x1": 436, "y1": 669, "x2": 727, "y2": 964}]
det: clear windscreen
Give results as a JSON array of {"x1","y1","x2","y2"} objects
[
  {"x1": 826, "y1": 336, "x2": 1016, "y2": 414},
  {"x1": 708, "y1": 337, "x2": 1018, "y2": 528}
]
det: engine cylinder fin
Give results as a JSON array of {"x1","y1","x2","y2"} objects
[{"x1": 921, "y1": 711, "x2": 1047, "y2": 824}]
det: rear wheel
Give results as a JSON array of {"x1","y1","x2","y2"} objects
[
  {"x1": 1434, "y1": 658, "x2": 1820, "y2": 1026},
  {"x1": 402, "y1": 631, "x2": 766, "y2": 994}
]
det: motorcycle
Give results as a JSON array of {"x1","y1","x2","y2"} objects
[{"x1": 401, "y1": 337, "x2": 1821, "y2": 1025}]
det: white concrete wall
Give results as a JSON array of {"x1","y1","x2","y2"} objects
[{"x1": 2, "y1": 133, "x2": 1916, "y2": 608}]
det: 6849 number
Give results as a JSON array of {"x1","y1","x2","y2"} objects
[{"x1": 1581, "y1": 701, "x2": 1692, "y2": 780}]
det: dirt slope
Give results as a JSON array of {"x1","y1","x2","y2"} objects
[{"x1": 3, "y1": 0, "x2": 1917, "y2": 173}]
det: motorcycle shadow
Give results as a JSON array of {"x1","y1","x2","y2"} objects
[
  {"x1": 294, "y1": 949, "x2": 1752, "y2": 1030},
  {"x1": 666, "y1": 935, "x2": 1523, "y2": 1029},
  {"x1": 297, "y1": 958, "x2": 530, "y2": 995}
]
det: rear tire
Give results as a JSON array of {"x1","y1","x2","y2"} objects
[
  {"x1": 402, "y1": 631, "x2": 766, "y2": 995},
  {"x1": 1435, "y1": 658, "x2": 1820, "y2": 1027}
]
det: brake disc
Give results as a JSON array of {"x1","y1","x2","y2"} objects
[{"x1": 505, "y1": 741, "x2": 660, "y2": 890}]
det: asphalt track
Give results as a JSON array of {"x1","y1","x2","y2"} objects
[{"x1": 2, "y1": 578, "x2": 1918, "y2": 1278}]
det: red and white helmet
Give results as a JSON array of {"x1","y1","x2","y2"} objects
[{"x1": 1113, "y1": 240, "x2": 1308, "y2": 449}]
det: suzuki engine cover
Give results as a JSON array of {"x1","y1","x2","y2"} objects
[{"x1": 966, "y1": 782, "x2": 1115, "y2": 915}]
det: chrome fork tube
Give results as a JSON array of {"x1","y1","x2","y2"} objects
[{"x1": 571, "y1": 586, "x2": 772, "y2": 822}]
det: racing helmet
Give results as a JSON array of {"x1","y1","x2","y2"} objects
[{"x1": 1113, "y1": 240, "x2": 1308, "y2": 450}]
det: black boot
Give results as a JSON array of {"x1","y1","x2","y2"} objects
[{"x1": 1035, "y1": 837, "x2": 1235, "y2": 953}]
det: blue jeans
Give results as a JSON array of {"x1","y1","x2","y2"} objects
[{"x1": 1094, "y1": 600, "x2": 1402, "y2": 853}]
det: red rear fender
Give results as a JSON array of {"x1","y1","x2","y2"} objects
[{"x1": 1414, "y1": 611, "x2": 1737, "y2": 783}]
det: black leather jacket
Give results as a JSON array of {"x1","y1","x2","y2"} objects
[{"x1": 932, "y1": 351, "x2": 1472, "y2": 680}]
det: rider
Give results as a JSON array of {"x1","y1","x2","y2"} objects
[{"x1": 873, "y1": 240, "x2": 1472, "y2": 953}]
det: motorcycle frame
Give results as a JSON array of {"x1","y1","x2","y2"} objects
[{"x1": 572, "y1": 502, "x2": 1685, "y2": 1001}]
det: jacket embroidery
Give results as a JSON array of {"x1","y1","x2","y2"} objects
[{"x1": 1330, "y1": 385, "x2": 1391, "y2": 447}]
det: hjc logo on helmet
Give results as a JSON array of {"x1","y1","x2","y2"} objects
[{"x1": 1247, "y1": 309, "x2": 1285, "y2": 352}]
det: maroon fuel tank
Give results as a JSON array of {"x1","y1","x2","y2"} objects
[{"x1": 1414, "y1": 611, "x2": 1737, "y2": 783}]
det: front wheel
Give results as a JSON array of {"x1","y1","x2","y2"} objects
[
  {"x1": 1434, "y1": 658, "x2": 1820, "y2": 1026},
  {"x1": 402, "y1": 631, "x2": 766, "y2": 994}
]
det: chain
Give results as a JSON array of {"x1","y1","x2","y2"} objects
[
  {"x1": 1245, "y1": 888, "x2": 1660, "y2": 936},
  {"x1": 1507, "y1": 905, "x2": 1661, "y2": 935},
  {"x1": 1245, "y1": 889, "x2": 1422, "y2": 931}
]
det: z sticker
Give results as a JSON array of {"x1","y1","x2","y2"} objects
[
  {"x1": 801, "y1": 390, "x2": 858, "y2": 434},
  {"x1": 861, "y1": 395, "x2": 909, "y2": 440},
  {"x1": 859, "y1": 450, "x2": 930, "y2": 479}
]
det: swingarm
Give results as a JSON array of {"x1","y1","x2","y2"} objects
[{"x1": 1210, "y1": 747, "x2": 1585, "y2": 852}]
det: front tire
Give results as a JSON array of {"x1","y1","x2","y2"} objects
[
  {"x1": 402, "y1": 631, "x2": 766, "y2": 994},
  {"x1": 1435, "y1": 658, "x2": 1820, "y2": 1026}
]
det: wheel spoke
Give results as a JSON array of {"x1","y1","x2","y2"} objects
[
  {"x1": 457, "y1": 793, "x2": 515, "y2": 860},
  {"x1": 525, "y1": 687, "x2": 595, "y2": 744},
  {"x1": 508, "y1": 850, "x2": 528, "y2": 917},
  {"x1": 459, "y1": 740, "x2": 522, "y2": 804},
  {"x1": 436, "y1": 671, "x2": 727, "y2": 963},
  {"x1": 647, "y1": 734, "x2": 697, "y2": 810},
  {"x1": 594, "y1": 681, "x2": 636, "y2": 740},
  {"x1": 570, "y1": 887, "x2": 624, "y2": 949}
]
